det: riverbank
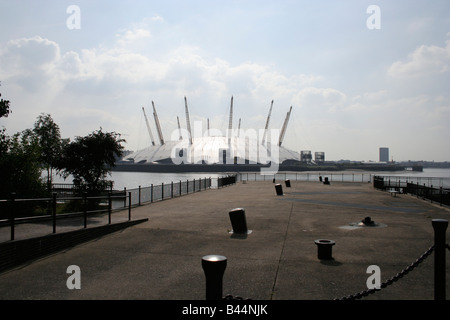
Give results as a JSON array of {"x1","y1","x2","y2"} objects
[{"x1": 111, "y1": 162, "x2": 407, "y2": 173}]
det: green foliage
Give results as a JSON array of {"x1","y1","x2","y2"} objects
[
  {"x1": 0, "y1": 85, "x2": 11, "y2": 119},
  {"x1": 58, "y1": 128, "x2": 125, "y2": 196},
  {"x1": 33, "y1": 113, "x2": 66, "y2": 190},
  {"x1": 1, "y1": 86, "x2": 126, "y2": 219},
  {"x1": 0, "y1": 129, "x2": 46, "y2": 199}
]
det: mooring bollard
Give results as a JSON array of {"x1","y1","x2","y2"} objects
[
  {"x1": 323, "y1": 177, "x2": 330, "y2": 185},
  {"x1": 314, "y1": 239, "x2": 335, "y2": 260},
  {"x1": 275, "y1": 183, "x2": 283, "y2": 196},
  {"x1": 229, "y1": 208, "x2": 248, "y2": 234},
  {"x1": 202, "y1": 255, "x2": 227, "y2": 300},
  {"x1": 285, "y1": 179, "x2": 291, "y2": 187},
  {"x1": 432, "y1": 219, "x2": 448, "y2": 300}
]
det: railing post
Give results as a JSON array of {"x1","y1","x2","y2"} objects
[
  {"x1": 10, "y1": 192, "x2": 16, "y2": 241},
  {"x1": 128, "y1": 191, "x2": 131, "y2": 221},
  {"x1": 52, "y1": 193, "x2": 57, "y2": 233},
  {"x1": 162, "y1": 182, "x2": 164, "y2": 200},
  {"x1": 180, "y1": 180, "x2": 182, "y2": 196},
  {"x1": 108, "y1": 192, "x2": 112, "y2": 224},
  {"x1": 151, "y1": 184, "x2": 153, "y2": 203},
  {"x1": 123, "y1": 187, "x2": 127, "y2": 208},
  {"x1": 138, "y1": 185, "x2": 141, "y2": 206},
  {"x1": 83, "y1": 192, "x2": 87, "y2": 228},
  {"x1": 432, "y1": 219, "x2": 448, "y2": 300},
  {"x1": 171, "y1": 181, "x2": 174, "y2": 198}
]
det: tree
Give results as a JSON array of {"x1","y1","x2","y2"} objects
[
  {"x1": 58, "y1": 128, "x2": 125, "y2": 195},
  {"x1": 0, "y1": 82, "x2": 11, "y2": 118},
  {"x1": 0, "y1": 129, "x2": 45, "y2": 200},
  {"x1": 0, "y1": 83, "x2": 11, "y2": 155},
  {"x1": 0, "y1": 87, "x2": 45, "y2": 200},
  {"x1": 33, "y1": 113, "x2": 65, "y2": 191}
]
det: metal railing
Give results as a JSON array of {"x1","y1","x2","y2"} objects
[
  {"x1": 374, "y1": 175, "x2": 450, "y2": 189},
  {"x1": 374, "y1": 175, "x2": 450, "y2": 207},
  {"x1": 237, "y1": 172, "x2": 374, "y2": 183},
  {"x1": 0, "y1": 192, "x2": 131, "y2": 241},
  {"x1": 0, "y1": 176, "x2": 236, "y2": 242},
  {"x1": 122, "y1": 177, "x2": 212, "y2": 207}
]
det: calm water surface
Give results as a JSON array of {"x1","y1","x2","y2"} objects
[{"x1": 53, "y1": 168, "x2": 450, "y2": 190}]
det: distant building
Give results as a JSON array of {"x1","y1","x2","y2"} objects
[
  {"x1": 379, "y1": 147, "x2": 389, "y2": 162},
  {"x1": 301, "y1": 150, "x2": 312, "y2": 163},
  {"x1": 315, "y1": 152, "x2": 325, "y2": 163}
]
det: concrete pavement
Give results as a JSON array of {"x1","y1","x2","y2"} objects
[{"x1": 0, "y1": 180, "x2": 449, "y2": 300}]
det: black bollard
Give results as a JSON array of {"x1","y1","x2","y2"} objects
[
  {"x1": 229, "y1": 208, "x2": 248, "y2": 234},
  {"x1": 432, "y1": 219, "x2": 448, "y2": 300},
  {"x1": 314, "y1": 239, "x2": 335, "y2": 260},
  {"x1": 202, "y1": 255, "x2": 227, "y2": 300},
  {"x1": 273, "y1": 178, "x2": 276, "y2": 183},
  {"x1": 285, "y1": 179, "x2": 291, "y2": 188},
  {"x1": 323, "y1": 177, "x2": 330, "y2": 185},
  {"x1": 275, "y1": 183, "x2": 283, "y2": 196},
  {"x1": 319, "y1": 176, "x2": 322, "y2": 182}
]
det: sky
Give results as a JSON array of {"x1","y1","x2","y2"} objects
[{"x1": 0, "y1": 0, "x2": 449, "y2": 162}]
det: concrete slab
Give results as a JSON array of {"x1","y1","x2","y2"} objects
[{"x1": 0, "y1": 181, "x2": 449, "y2": 303}]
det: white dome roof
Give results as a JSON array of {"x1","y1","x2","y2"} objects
[{"x1": 127, "y1": 136, "x2": 299, "y2": 165}]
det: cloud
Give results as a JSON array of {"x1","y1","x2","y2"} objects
[
  {"x1": 0, "y1": 36, "x2": 62, "y2": 92},
  {"x1": 0, "y1": 32, "x2": 325, "y2": 150},
  {"x1": 293, "y1": 87, "x2": 347, "y2": 114},
  {"x1": 115, "y1": 28, "x2": 151, "y2": 47},
  {"x1": 1, "y1": 36, "x2": 60, "y2": 69},
  {"x1": 2, "y1": 15, "x2": 449, "y2": 161},
  {"x1": 388, "y1": 38, "x2": 450, "y2": 78}
]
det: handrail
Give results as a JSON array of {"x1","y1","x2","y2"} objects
[{"x1": 0, "y1": 175, "x2": 235, "y2": 242}]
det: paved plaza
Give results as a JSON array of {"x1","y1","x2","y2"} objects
[{"x1": 0, "y1": 180, "x2": 449, "y2": 301}]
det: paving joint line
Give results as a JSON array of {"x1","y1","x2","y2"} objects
[{"x1": 270, "y1": 202, "x2": 293, "y2": 300}]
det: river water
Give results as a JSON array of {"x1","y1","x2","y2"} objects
[
  {"x1": 51, "y1": 167, "x2": 450, "y2": 190},
  {"x1": 98, "y1": 167, "x2": 450, "y2": 190}
]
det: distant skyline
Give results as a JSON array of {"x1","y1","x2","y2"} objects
[{"x1": 1, "y1": 1, "x2": 449, "y2": 161}]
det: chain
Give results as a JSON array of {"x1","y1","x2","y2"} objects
[
  {"x1": 336, "y1": 245, "x2": 435, "y2": 300},
  {"x1": 224, "y1": 244, "x2": 447, "y2": 301},
  {"x1": 223, "y1": 294, "x2": 251, "y2": 300}
]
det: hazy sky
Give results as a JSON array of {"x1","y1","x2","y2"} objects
[{"x1": 1, "y1": 0, "x2": 449, "y2": 161}]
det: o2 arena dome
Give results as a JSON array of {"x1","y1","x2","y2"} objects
[{"x1": 124, "y1": 97, "x2": 300, "y2": 167}]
